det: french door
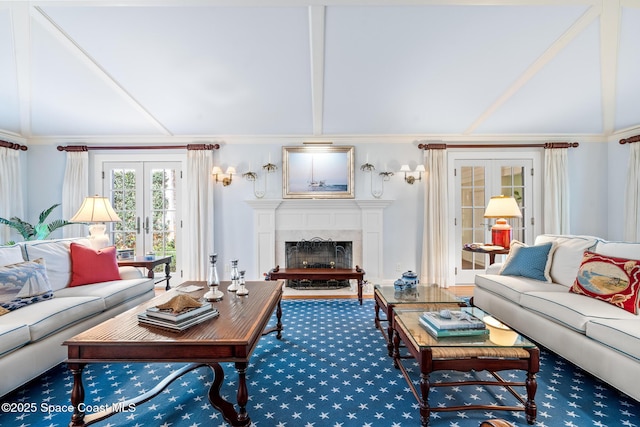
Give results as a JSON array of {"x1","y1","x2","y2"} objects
[
  {"x1": 102, "y1": 161, "x2": 182, "y2": 277},
  {"x1": 452, "y1": 155, "x2": 539, "y2": 284}
]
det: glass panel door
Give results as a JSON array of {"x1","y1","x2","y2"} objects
[
  {"x1": 454, "y1": 158, "x2": 532, "y2": 284},
  {"x1": 104, "y1": 161, "x2": 181, "y2": 275}
]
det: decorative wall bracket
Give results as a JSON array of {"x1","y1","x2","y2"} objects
[
  {"x1": 243, "y1": 162, "x2": 278, "y2": 198},
  {"x1": 360, "y1": 162, "x2": 394, "y2": 198}
]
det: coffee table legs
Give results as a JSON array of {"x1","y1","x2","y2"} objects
[
  {"x1": 208, "y1": 362, "x2": 251, "y2": 427},
  {"x1": 67, "y1": 362, "x2": 252, "y2": 427}
]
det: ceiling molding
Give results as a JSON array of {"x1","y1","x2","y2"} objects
[
  {"x1": 12, "y1": 3, "x2": 32, "y2": 138},
  {"x1": 464, "y1": 4, "x2": 602, "y2": 135},
  {"x1": 308, "y1": 5, "x2": 325, "y2": 136},
  {"x1": 32, "y1": 6, "x2": 173, "y2": 136},
  {"x1": 600, "y1": 0, "x2": 620, "y2": 136}
]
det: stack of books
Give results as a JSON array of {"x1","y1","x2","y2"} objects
[
  {"x1": 419, "y1": 308, "x2": 489, "y2": 338},
  {"x1": 138, "y1": 298, "x2": 219, "y2": 332}
]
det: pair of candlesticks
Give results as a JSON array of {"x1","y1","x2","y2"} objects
[{"x1": 204, "y1": 255, "x2": 247, "y2": 301}]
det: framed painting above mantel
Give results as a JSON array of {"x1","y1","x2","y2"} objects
[{"x1": 282, "y1": 145, "x2": 354, "y2": 199}]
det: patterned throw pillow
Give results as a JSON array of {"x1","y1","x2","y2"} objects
[
  {"x1": 0, "y1": 258, "x2": 54, "y2": 315},
  {"x1": 499, "y1": 241, "x2": 556, "y2": 282},
  {"x1": 69, "y1": 243, "x2": 121, "y2": 287},
  {"x1": 570, "y1": 252, "x2": 640, "y2": 314}
]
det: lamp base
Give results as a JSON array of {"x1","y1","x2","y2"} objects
[
  {"x1": 88, "y1": 223, "x2": 110, "y2": 250},
  {"x1": 491, "y1": 219, "x2": 512, "y2": 249}
]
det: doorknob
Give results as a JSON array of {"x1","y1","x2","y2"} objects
[
  {"x1": 136, "y1": 217, "x2": 141, "y2": 234},
  {"x1": 144, "y1": 217, "x2": 150, "y2": 234}
]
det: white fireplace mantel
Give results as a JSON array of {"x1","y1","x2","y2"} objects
[{"x1": 245, "y1": 199, "x2": 392, "y2": 282}]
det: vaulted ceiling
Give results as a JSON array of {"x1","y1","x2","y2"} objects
[{"x1": 1, "y1": 0, "x2": 639, "y2": 144}]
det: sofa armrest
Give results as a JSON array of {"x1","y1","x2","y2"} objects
[
  {"x1": 486, "y1": 263, "x2": 503, "y2": 275},
  {"x1": 118, "y1": 266, "x2": 145, "y2": 280}
]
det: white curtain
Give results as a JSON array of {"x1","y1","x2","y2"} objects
[
  {"x1": 0, "y1": 147, "x2": 24, "y2": 243},
  {"x1": 185, "y1": 149, "x2": 215, "y2": 280},
  {"x1": 62, "y1": 151, "x2": 89, "y2": 238},
  {"x1": 420, "y1": 148, "x2": 450, "y2": 287},
  {"x1": 624, "y1": 142, "x2": 640, "y2": 241},
  {"x1": 543, "y1": 148, "x2": 570, "y2": 234}
]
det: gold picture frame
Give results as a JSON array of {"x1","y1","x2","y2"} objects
[{"x1": 282, "y1": 145, "x2": 355, "y2": 199}]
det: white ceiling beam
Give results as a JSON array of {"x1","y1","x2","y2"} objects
[
  {"x1": 11, "y1": 3, "x2": 32, "y2": 138},
  {"x1": 32, "y1": 6, "x2": 173, "y2": 136},
  {"x1": 600, "y1": 0, "x2": 620, "y2": 136},
  {"x1": 308, "y1": 5, "x2": 325, "y2": 136},
  {"x1": 25, "y1": 1, "x2": 601, "y2": 6},
  {"x1": 464, "y1": 4, "x2": 602, "y2": 135}
]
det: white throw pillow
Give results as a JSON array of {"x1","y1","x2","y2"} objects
[{"x1": 534, "y1": 234, "x2": 599, "y2": 287}]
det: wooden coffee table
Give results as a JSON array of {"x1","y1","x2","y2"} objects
[
  {"x1": 392, "y1": 309, "x2": 538, "y2": 426},
  {"x1": 64, "y1": 280, "x2": 283, "y2": 427}
]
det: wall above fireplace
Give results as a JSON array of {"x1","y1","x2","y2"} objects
[{"x1": 245, "y1": 199, "x2": 392, "y2": 283}]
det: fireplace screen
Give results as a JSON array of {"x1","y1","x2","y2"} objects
[{"x1": 285, "y1": 238, "x2": 352, "y2": 289}]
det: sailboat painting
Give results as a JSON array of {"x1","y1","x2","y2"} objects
[{"x1": 283, "y1": 146, "x2": 354, "y2": 199}]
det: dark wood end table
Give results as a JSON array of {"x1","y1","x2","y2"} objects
[
  {"x1": 462, "y1": 245, "x2": 509, "y2": 265},
  {"x1": 117, "y1": 255, "x2": 172, "y2": 290}
]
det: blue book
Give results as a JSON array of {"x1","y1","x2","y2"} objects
[
  {"x1": 419, "y1": 316, "x2": 489, "y2": 338},
  {"x1": 421, "y1": 309, "x2": 485, "y2": 330}
]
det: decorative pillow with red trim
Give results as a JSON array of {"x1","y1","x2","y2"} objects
[
  {"x1": 69, "y1": 243, "x2": 121, "y2": 287},
  {"x1": 570, "y1": 252, "x2": 640, "y2": 314}
]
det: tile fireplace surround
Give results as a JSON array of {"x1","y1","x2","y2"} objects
[{"x1": 245, "y1": 200, "x2": 392, "y2": 284}]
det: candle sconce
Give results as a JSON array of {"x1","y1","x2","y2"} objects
[
  {"x1": 360, "y1": 162, "x2": 394, "y2": 198},
  {"x1": 242, "y1": 162, "x2": 278, "y2": 198}
]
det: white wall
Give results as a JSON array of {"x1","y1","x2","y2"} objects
[{"x1": 20, "y1": 140, "x2": 617, "y2": 282}]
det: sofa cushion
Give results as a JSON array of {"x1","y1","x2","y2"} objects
[
  {"x1": 499, "y1": 241, "x2": 555, "y2": 282},
  {"x1": 534, "y1": 234, "x2": 599, "y2": 287},
  {"x1": 55, "y1": 278, "x2": 153, "y2": 310},
  {"x1": 475, "y1": 274, "x2": 566, "y2": 305},
  {"x1": 519, "y1": 291, "x2": 639, "y2": 333},
  {"x1": 595, "y1": 240, "x2": 640, "y2": 260},
  {"x1": 586, "y1": 318, "x2": 640, "y2": 361},
  {"x1": 22, "y1": 238, "x2": 92, "y2": 291},
  {"x1": 570, "y1": 252, "x2": 640, "y2": 314},
  {"x1": 1, "y1": 259, "x2": 54, "y2": 315},
  {"x1": 0, "y1": 323, "x2": 30, "y2": 357},
  {"x1": 69, "y1": 244, "x2": 120, "y2": 287},
  {"x1": 0, "y1": 296, "x2": 105, "y2": 342},
  {"x1": 0, "y1": 243, "x2": 24, "y2": 267}
]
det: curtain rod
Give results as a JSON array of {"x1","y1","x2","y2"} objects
[
  {"x1": 56, "y1": 143, "x2": 220, "y2": 152},
  {"x1": 418, "y1": 142, "x2": 579, "y2": 150},
  {"x1": 619, "y1": 135, "x2": 640, "y2": 144},
  {"x1": 0, "y1": 140, "x2": 28, "y2": 151}
]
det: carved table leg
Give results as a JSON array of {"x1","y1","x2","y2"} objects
[
  {"x1": 207, "y1": 363, "x2": 251, "y2": 427},
  {"x1": 68, "y1": 363, "x2": 86, "y2": 427},
  {"x1": 420, "y1": 371, "x2": 431, "y2": 427},
  {"x1": 525, "y1": 348, "x2": 539, "y2": 425},
  {"x1": 392, "y1": 330, "x2": 401, "y2": 369}
]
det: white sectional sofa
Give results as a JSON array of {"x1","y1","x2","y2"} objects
[
  {"x1": 0, "y1": 238, "x2": 155, "y2": 398},
  {"x1": 473, "y1": 234, "x2": 640, "y2": 402}
]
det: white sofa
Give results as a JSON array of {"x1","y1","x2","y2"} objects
[
  {"x1": 473, "y1": 234, "x2": 640, "y2": 402},
  {"x1": 0, "y1": 238, "x2": 155, "y2": 398}
]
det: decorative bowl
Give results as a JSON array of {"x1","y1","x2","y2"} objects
[{"x1": 483, "y1": 315, "x2": 518, "y2": 346}]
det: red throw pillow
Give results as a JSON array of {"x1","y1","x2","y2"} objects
[
  {"x1": 69, "y1": 243, "x2": 121, "y2": 287},
  {"x1": 570, "y1": 252, "x2": 640, "y2": 314}
]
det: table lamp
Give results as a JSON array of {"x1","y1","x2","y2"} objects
[
  {"x1": 483, "y1": 195, "x2": 522, "y2": 249},
  {"x1": 70, "y1": 195, "x2": 121, "y2": 249}
]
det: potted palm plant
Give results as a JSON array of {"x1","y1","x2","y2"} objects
[{"x1": 0, "y1": 203, "x2": 75, "y2": 244}]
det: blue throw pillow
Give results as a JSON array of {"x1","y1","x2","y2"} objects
[{"x1": 499, "y1": 241, "x2": 555, "y2": 282}]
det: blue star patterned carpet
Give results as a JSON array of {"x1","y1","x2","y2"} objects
[{"x1": 1, "y1": 298, "x2": 639, "y2": 427}]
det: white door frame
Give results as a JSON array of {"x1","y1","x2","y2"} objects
[
  {"x1": 92, "y1": 152, "x2": 188, "y2": 281},
  {"x1": 447, "y1": 149, "x2": 543, "y2": 284}
]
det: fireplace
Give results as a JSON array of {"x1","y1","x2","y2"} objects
[
  {"x1": 245, "y1": 199, "x2": 391, "y2": 283},
  {"x1": 285, "y1": 238, "x2": 353, "y2": 289}
]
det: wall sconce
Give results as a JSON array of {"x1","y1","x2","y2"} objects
[
  {"x1": 212, "y1": 166, "x2": 236, "y2": 186},
  {"x1": 242, "y1": 162, "x2": 278, "y2": 198},
  {"x1": 400, "y1": 164, "x2": 425, "y2": 184},
  {"x1": 360, "y1": 162, "x2": 394, "y2": 198}
]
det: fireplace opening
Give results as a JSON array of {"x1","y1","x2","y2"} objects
[{"x1": 285, "y1": 238, "x2": 352, "y2": 289}]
